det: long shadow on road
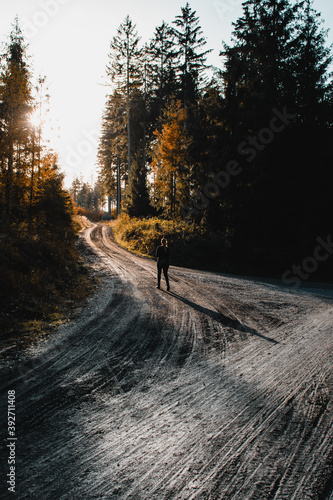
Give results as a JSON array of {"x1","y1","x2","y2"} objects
[{"x1": 166, "y1": 290, "x2": 279, "y2": 345}]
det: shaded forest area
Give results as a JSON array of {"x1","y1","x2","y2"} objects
[
  {"x1": 95, "y1": 0, "x2": 333, "y2": 279},
  {"x1": 0, "y1": 20, "x2": 92, "y2": 341}
]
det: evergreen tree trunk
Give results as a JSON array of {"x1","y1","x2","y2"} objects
[
  {"x1": 127, "y1": 36, "x2": 131, "y2": 177},
  {"x1": 6, "y1": 143, "x2": 13, "y2": 222},
  {"x1": 117, "y1": 158, "x2": 121, "y2": 215},
  {"x1": 127, "y1": 107, "x2": 131, "y2": 177},
  {"x1": 29, "y1": 135, "x2": 35, "y2": 229}
]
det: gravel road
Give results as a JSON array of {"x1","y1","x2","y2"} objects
[{"x1": 1, "y1": 223, "x2": 333, "y2": 499}]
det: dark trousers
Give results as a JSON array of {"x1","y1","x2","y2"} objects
[{"x1": 157, "y1": 263, "x2": 169, "y2": 288}]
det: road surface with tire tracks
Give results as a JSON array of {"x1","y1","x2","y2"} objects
[{"x1": 1, "y1": 223, "x2": 333, "y2": 499}]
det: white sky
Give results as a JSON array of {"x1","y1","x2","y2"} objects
[{"x1": 1, "y1": 0, "x2": 332, "y2": 188}]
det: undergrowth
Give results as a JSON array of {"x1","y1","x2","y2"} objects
[
  {"x1": 110, "y1": 214, "x2": 231, "y2": 272},
  {"x1": 0, "y1": 218, "x2": 95, "y2": 348}
]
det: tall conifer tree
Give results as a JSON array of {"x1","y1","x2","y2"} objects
[
  {"x1": 219, "y1": 0, "x2": 333, "y2": 263},
  {"x1": 106, "y1": 16, "x2": 142, "y2": 176},
  {"x1": 293, "y1": 0, "x2": 332, "y2": 125},
  {"x1": 173, "y1": 3, "x2": 212, "y2": 109},
  {"x1": 148, "y1": 21, "x2": 178, "y2": 114},
  {"x1": 0, "y1": 17, "x2": 33, "y2": 221}
]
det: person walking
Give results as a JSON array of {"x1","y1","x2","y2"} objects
[{"x1": 156, "y1": 237, "x2": 170, "y2": 291}]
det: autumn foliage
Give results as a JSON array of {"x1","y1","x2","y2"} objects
[
  {"x1": 152, "y1": 100, "x2": 190, "y2": 217},
  {"x1": 0, "y1": 20, "x2": 86, "y2": 339}
]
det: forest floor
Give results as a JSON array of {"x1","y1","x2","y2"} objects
[{"x1": 1, "y1": 223, "x2": 333, "y2": 499}]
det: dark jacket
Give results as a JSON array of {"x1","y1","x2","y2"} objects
[{"x1": 156, "y1": 245, "x2": 170, "y2": 266}]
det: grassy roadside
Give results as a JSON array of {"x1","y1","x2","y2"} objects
[
  {"x1": 110, "y1": 214, "x2": 232, "y2": 272},
  {"x1": 0, "y1": 216, "x2": 96, "y2": 350},
  {"x1": 111, "y1": 215, "x2": 333, "y2": 283}
]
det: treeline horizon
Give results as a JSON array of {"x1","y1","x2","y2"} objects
[{"x1": 96, "y1": 0, "x2": 333, "y2": 274}]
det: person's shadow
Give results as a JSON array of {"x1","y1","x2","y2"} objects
[{"x1": 167, "y1": 291, "x2": 279, "y2": 344}]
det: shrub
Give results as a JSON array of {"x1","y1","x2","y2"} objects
[
  {"x1": 75, "y1": 206, "x2": 104, "y2": 222},
  {"x1": 110, "y1": 214, "x2": 231, "y2": 272}
]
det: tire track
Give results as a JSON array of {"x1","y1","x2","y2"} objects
[{"x1": 0, "y1": 223, "x2": 332, "y2": 500}]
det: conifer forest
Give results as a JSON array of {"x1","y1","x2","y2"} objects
[{"x1": 95, "y1": 1, "x2": 333, "y2": 276}]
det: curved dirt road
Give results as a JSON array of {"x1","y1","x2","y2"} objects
[{"x1": 1, "y1": 223, "x2": 333, "y2": 499}]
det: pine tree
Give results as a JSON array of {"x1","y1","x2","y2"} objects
[
  {"x1": 219, "y1": 0, "x2": 333, "y2": 264},
  {"x1": 293, "y1": 0, "x2": 333, "y2": 125},
  {"x1": 69, "y1": 175, "x2": 83, "y2": 206},
  {"x1": 125, "y1": 151, "x2": 151, "y2": 217},
  {"x1": 185, "y1": 81, "x2": 227, "y2": 226},
  {"x1": 0, "y1": 17, "x2": 33, "y2": 222},
  {"x1": 100, "y1": 16, "x2": 155, "y2": 215},
  {"x1": 219, "y1": 0, "x2": 299, "y2": 255},
  {"x1": 289, "y1": 0, "x2": 333, "y2": 246},
  {"x1": 106, "y1": 16, "x2": 142, "y2": 176},
  {"x1": 34, "y1": 157, "x2": 74, "y2": 240},
  {"x1": 148, "y1": 21, "x2": 178, "y2": 115},
  {"x1": 173, "y1": 3, "x2": 212, "y2": 109},
  {"x1": 221, "y1": 0, "x2": 297, "y2": 136},
  {"x1": 97, "y1": 89, "x2": 127, "y2": 204}
]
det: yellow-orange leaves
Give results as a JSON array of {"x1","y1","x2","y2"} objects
[{"x1": 152, "y1": 100, "x2": 190, "y2": 216}]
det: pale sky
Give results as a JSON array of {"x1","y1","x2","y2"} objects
[{"x1": 1, "y1": 0, "x2": 332, "y2": 188}]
